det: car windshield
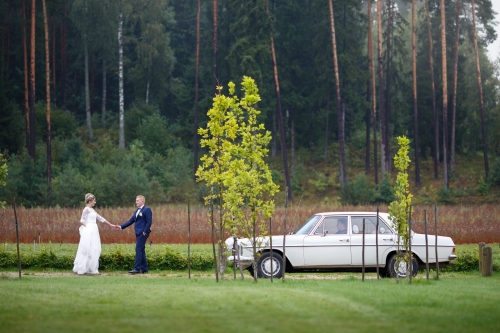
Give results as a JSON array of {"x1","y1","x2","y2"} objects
[{"x1": 293, "y1": 215, "x2": 321, "y2": 235}]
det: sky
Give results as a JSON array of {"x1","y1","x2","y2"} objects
[{"x1": 487, "y1": 1, "x2": 500, "y2": 62}]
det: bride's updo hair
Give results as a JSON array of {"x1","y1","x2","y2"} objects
[{"x1": 85, "y1": 193, "x2": 95, "y2": 204}]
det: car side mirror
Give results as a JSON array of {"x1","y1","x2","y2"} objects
[{"x1": 323, "y1": 230, "x2": 328, "y2": 236}]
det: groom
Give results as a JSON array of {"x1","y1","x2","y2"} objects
[{"x1": 118, "y1": 195, "x2": 152, "y2": 274}]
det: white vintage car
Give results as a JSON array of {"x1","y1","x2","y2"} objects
[{"x1": 226, "y1": 212, "x2": 457, "y2": 278}]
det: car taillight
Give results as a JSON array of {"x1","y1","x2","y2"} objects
[{"x1": 452, "y1": 247, "x2": 456, "y2": 254}]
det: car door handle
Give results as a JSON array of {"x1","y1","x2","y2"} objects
[
  {"x1": 339, "y1": 239, "x2": 349, "y2": 242},
  {"x1": 383, "y1": 238, "x2": 393, "y2": 241}
]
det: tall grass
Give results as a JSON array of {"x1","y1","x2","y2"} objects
[{"x1": 1, "y1": 204, "x2": 499, "y2": 244}]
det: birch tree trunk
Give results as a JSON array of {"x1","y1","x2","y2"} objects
[
  {"x1": 440, "y1": 0, "x2": 449, "y2": 189},
  {"x1": 43, "y1": 0, "x2": 51, "y2": 203},
  {"x1": 425, "y1": 0, "x2": 439, "y2": 180},
  {"x1": 412, "y1": 0, "x2": 420, "y2": 186},
  {"x1": 84, "y1": 33, "x2": 93, "y2": 140},
  {"x1": 471, "y1": 0, "x2": 489, "y2": 179},
  {"x1": 118, "y1": 8, "x2": 125, "y2": 149},
  {"x1": 328, "y1": 0, "x2": 346, "y2": 185},
  {"x1": 450, "y1": 0, "x2": 461, "y2": 173}
]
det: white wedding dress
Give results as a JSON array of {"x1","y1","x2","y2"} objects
[{"x1": 73, "y1": 207, "x2": 106, "y2": 275}]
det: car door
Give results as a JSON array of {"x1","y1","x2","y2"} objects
[
  {"x1": 350, "y1": 215, "x2": 395, "y2": 266},
  {"x1": 302, "y1": 216, "x2": 351, "y2": 267}
]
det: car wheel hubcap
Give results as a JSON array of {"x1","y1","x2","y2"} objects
[
  {"x1": 261, "y1": 257, "x2": 280, "y2": 277},
  {"x1": 394, "y1": 260, "x2": 413, "y2": 277}
]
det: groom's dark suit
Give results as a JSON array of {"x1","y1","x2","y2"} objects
[{"x1": 120, "y1": 206, "x2": 153, "y2": 272}]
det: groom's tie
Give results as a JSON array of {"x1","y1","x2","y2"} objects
[{"x1": 135, "y1": 208, "x2": 141, "y2": 218}]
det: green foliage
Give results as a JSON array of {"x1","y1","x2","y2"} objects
[
  {"x1": 376, "y1": 175, "x2": 395, "y2": 203},
  {"x1": 35, "y1": 102, "x2": 78, "y2": 141},
  {"x1": 340, "y1": 174, "x2": 377, "y2": 205},
  {"x1": 388, "y1": 136, "x2": 413, "y2": 269},
  {"x1": 489, "y1": 157, "x2": 500, "y2": 186},
  {"x1": 475, "y1": 176, "x2": 491, "y2": 195},
  {"x1": 0, "y1": 245, "x2": 214, "y2": 271},
  {"x1": 437, "y1": 187, "x2": 455, "y2": 204},
  {"x1": 197, "y1": 77, "x2": 279, "y2": 280},
  {"x1": 441, "y1": 249, "x2": 479, "y2": 273},
  {"x1": 136, "y1": 113, "x2": 177, "y2": 156},
  {"x1": 0, "y1": 154, "x2": 7, "y2": 208}
]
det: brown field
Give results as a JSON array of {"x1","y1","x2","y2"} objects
[{"x1": 1, "y1": 204, "x2": 499, "y2": 245}]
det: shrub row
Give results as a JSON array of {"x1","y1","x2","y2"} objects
[
  {"x1": 440, "y1": 248, "x2": 500, "y2": 272},
  {"x1": 0, "y1": 245, "x2": 214, "y2": 271}
]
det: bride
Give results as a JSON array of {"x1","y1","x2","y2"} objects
[{"x1": 73, "y1": 193, "x2": 114, "y2": 275}]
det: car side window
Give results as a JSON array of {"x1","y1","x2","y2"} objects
[
  {"x1": 314, "y1": 216, "x2": 347, "y2": 235},
  {"x1": 351, "y1": 216, "x2": 394, "y2": 234}
]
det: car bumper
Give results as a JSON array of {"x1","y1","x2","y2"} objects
[
  {"x1": 227, "y1": 256, "x2": 253, "y2": 270},
  {"x1": 449, "y1": 254, "x2": 457, "y2": 260}
]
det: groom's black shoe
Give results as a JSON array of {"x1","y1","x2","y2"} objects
[
  {"x1": 141, "y1": 270, "x2": 148, "y2": 274},
  {"x1": 129, "y1": 269, "x2": 141, "y2": 274}
]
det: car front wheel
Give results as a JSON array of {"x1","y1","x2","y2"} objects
[
  {"x1": 387, "y1": 253, "x2": 418, "y2": 278},
  {"x1": 257, "y1": 252, "x2": 284, "y2": 278}
]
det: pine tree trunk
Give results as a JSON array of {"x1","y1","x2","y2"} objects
[
  {"x1": 118, "y1": 8, "x2": 125, "y2": 149},
  {"x1": 471, "y1": 0, "x2": 489, "y2": 179},
  {"x1": 412, "y1": 0, "x2": 420, "y2": 187},
  {"x1": 61, "y1": 3, "x2": 68, "y2": 110},
  {"x1": 101, "y1": 59, "x2": 106, "y2": 127},
  {"x1": 425, "y1": 0, "x2": 439, "y2": 180},
  {"x1": 377, "y1": 0, "x2": 386, "y2": 177},
  {"x1": 42, "y1": 0, "x2": 51, "y2": 203},
  {"x1": 90, "y1": 53, "x2": 95, "y2": 113},
  {"x1": 440, "y1": 0, "x2": 449, "y2": 189},
  {"x1": 28, "y1": 0, "x2": 36, "y2": 159},
  {"x1": 193, "y1": 0, "x2": 201, "y2": 178},
  {"x1": 51, "y1": 18, "x2": 56, "y2": 108},
  {"x1": 267, "y1": 0, "x2": 291, "y2": 201},
  {"x1": 450, "y1": 0, "x2": 461, "y2": 173},
  {"x1": 291, "y1": 112, "x2": 295, "y2": 170},
  {"x1": 22, "y1": 0, "x2": 30, "y2": 156},
  {"x1": 365, "y1": 75, "x2": 371, "y2": 173},
  {"x1": 212, "y1": 0, "x2": 218, "y2": 96},
  {"x1": 325, "y1": 98, "x2": 330, "y2": 162},
  {"x1": 368, "y1": 0, "x2": 378, "y2": 185},
  {"x1": 328, "y1": 0, "x2": 346, "y2": 185},
  {"x1": 385, "y1": 0, "x2": 392, "y2": 174},
  {"x1": 272, "y1": 111, "x2": 276, "y2": 157}
]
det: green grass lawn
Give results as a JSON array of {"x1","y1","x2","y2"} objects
[{"x1": 1, "y1": 271, "x2": 499, "y2": 333}]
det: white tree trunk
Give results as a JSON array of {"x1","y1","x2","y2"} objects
[
  {"x1": 84, "y1": 34, "x2": 93, "y2": 140},
  {"x1": 118, "y1": 9, "x2": 125, "y2": 149},
  {"x1": 146, "y1": 79, "x2": 150, "y2": 105}
]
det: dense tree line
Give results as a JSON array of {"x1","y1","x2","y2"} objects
[{"x1": 0, "y1": 0, "x2": 499, "y2": 207}]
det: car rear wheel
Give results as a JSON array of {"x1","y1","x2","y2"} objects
[
  {"x1": 257, "y1": 252, "x2": 283, "y2": 278},
  {"x1": 387, "y1": 253, "x2": 418, "y2": 278}
]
